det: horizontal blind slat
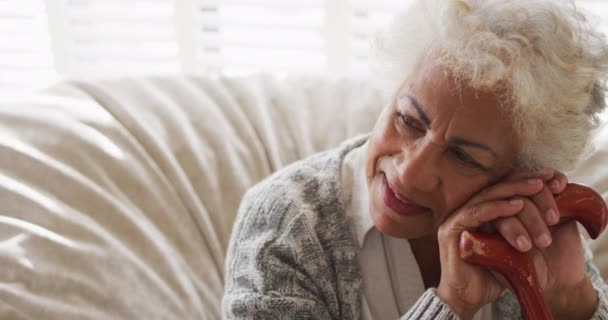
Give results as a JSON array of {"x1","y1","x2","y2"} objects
[
  {"x1": 0, "y1": 0, "x2": 57, "y2": 93},
  {"x1": 192, "y1": 1, "x2": 326, "y2": 74},
  {"x1": 59, "y1": 0, "x2": 179, "y2": 77}
]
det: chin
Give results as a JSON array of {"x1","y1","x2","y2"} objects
[
  {"x1": 370, "y1": 206, "x2": 434, "y2": 239},
  {"x1": 368, "y1": 173, "x2": 434, "y2": 239}
]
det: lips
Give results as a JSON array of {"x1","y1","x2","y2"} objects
[{"x1": 382, "y1": 174, "x2": 429, "y2": 217}]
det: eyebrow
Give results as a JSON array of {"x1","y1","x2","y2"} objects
[
  {"x1": 400, "y1": 94, "x2": 431, "y2": 127},
  {"x1": 399, "y1": 93, "x2": 497, "y2": 158}
]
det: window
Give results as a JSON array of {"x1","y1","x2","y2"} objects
[
  {"x1": 188, "y1": 0, "x2": 327, "y2": 75},
  {"x1": 1, "y1": 0, "x2": 607, "y2": 94},
  {"x1": 0, "y1": 0, "x2": 57, "y2": 93},
  {"x1": 49, "y1": 0, "x2": 179, "y2": 77}
]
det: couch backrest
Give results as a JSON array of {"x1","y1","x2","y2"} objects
[{"x1": 0, "y1": 75, "x2": 383, "y2": 319}]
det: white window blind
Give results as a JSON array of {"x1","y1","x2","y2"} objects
[
  {"x1": 47, "y1": 0, "x2": 179, "y2": 77},
  {"x1": 0, "y1": 0, "x2": 607, "y2": 94},
  {"x1": 0, "y1": 0, "x2": 57, "y2": 94},
  {"x1": 188, "y1": 0, "x2": 327, "y2": 76}
]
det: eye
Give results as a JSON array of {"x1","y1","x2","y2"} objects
[
  {"x1": 449, "y1": 147, "x2": 487, "y2": 171},
  {"x1": 396, "y1": 111, "x2": 424, "y2": 133}
]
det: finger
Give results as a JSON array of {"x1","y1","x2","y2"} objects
[
  {"x1": 470, "y1": 179, "x2": 544, "y2": 206},
  {"x1": 449, "y1": 199, "x2": 525, "y2": 233},
  {"x1": 519, "y1": 198, "x2": 553, "y2": 249},
  {"x1": 503, "y1": 169, "x2": 554, "y2": 182},
  {"x1": 548, "y1": 219, "x2": 580, "y2": 248},
  {"x1": 530, "y1": 185, "x2": 560, "y2": 226},
  {"x1": 494, "y1": 216, "x2": 532, "y2": 251},
  {"x1": 505, "y1": 198, "x2": 552, "y2": 250},
  {"x1": 548, "y1": 171, "x2": 568, "y2": 194}
]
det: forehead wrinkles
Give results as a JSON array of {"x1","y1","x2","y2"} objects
[{"x1": 401, "y1": 60, "x2": 516, "y2": 158}]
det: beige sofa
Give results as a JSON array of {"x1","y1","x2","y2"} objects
[{"x1": 0, "y1": 75, "x2": 606, "y2": 319}]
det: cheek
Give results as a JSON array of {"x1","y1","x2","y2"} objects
[
  {"x1": 366, "y1": 110, "x2": 400, "y2": 180},
  {"x1": 441, "y1": 174, "x2": 492, "y2": 213}
]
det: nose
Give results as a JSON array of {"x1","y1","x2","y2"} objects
[{"x1": 395, "y1": 140, "x2": 441, "y2": 193}]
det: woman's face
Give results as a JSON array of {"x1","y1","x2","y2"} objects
[{"x1": 366, "y1": 61, "x2": 519, "y2": 239}]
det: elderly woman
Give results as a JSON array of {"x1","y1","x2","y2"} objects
[{"x1": 223, "y1": 0, "x2": 608, "y2": 319}]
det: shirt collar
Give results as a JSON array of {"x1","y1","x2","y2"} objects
[{"x1": 341, "y1": 140, "x2": 374, "y2": 248}]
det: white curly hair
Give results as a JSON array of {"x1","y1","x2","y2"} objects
[{"x1": 371, "y1": 0, "x2": 608, "y2": 171}]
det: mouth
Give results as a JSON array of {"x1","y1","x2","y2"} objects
[{"x1": 381, "y1": 173, "x2": 429, "y2": 217}]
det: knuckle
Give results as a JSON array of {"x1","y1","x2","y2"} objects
[
  {"x1": 476, "y1": 188, "x2": 492, "y2": 201},
  {"x1": 530, "y1": 191, "x2": 546, "y2": 204},
  {"x1": 519, "y1": 200, "x2": 540, "y2": 220},
  {"x1": 522, "y1": 198, "x2": 543, "y2": 219},
  {"x1": 518, "y1": 198, "x2": 548, "y2": 231},
  {"x1": 510, "y1": 195, "x2": 526, "y2": 206},
  {"x1": 534, "y1": 190, "x2": 554, "y2": 207},
  {"x1": 495, "y1": 218, "x2": 528, "y2": 246},
  {"x1": 521, "y1": 197, "x2": 535, "y2": 209},
  {"x1": 495, "y1": 217, "x2": 519, "y2": 234},
  {"x1": 467, "y1": 205, "x2": 481, "y2": 222},
  {"x1": 437, "y1": 223, "x2": 451, "y2": 241}
]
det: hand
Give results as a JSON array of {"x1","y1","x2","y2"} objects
[
  {"x1": 532, "y1": 218, "x2": 598, "y2": 319},
  {"x1": 436, "y1": 178, "x2": 546, "y2": 319},
  {"x1": 461, "y1": 170, "x2": 596, "y2": 319},
  {"x1": 490, "y1": 169, "x2": 568, "y2": 252},
  {"x1": 490, "y1": 170, "x2": 598, "y2": 318}
]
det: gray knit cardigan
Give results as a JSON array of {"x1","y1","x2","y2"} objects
[{"x1": 223, "y1": 135, "x2": 608, "y2": 319}]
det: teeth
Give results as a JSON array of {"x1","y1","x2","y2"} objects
[
  {"x1": 395, "y1": 193, "x2": 408, "y2": 203},
  {"x1": 390, "y1": 186, "x2": 408, "y2": 203}
]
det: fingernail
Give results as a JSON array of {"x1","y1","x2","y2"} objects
[
  {"x1": 546, "y1": 208, "x2": 559, "y2": 225},
  {"x1": 509, "y1": 199, "x2": 523, "y2": 206},
  {"x1": 516, "y1": 236, "x2": 531, "y2": 251},
  {"x1": 528, "y1": 179, "x2": 542, "y2": 185},
  {"x1": 550, "y1": 180, "x2": 560, "y2": 191},
  {"x1": 539, "y1": 168, "x2": 554, "y2": 175},
  {"x1": 537, "y1": 169, "x2": 554, "y2": 177},
  {"x1": 536, "y1": 233, "x2": 552, "y2": 247}
]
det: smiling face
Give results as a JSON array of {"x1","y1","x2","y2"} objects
[{"x1": 366, "y1": 60, "x2": 520, "y2": 239}]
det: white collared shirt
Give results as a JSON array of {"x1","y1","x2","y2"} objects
[{"x1": 341, "y1": 140, "x2": 493, "y2": 320}]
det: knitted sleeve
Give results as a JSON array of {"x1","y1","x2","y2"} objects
[
  {"x1": 399, "y1": 289, "x2": 458, "y2": 320},
  {"x1": 223, "y1": 179, "x2": 360, "y2": 320}
]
